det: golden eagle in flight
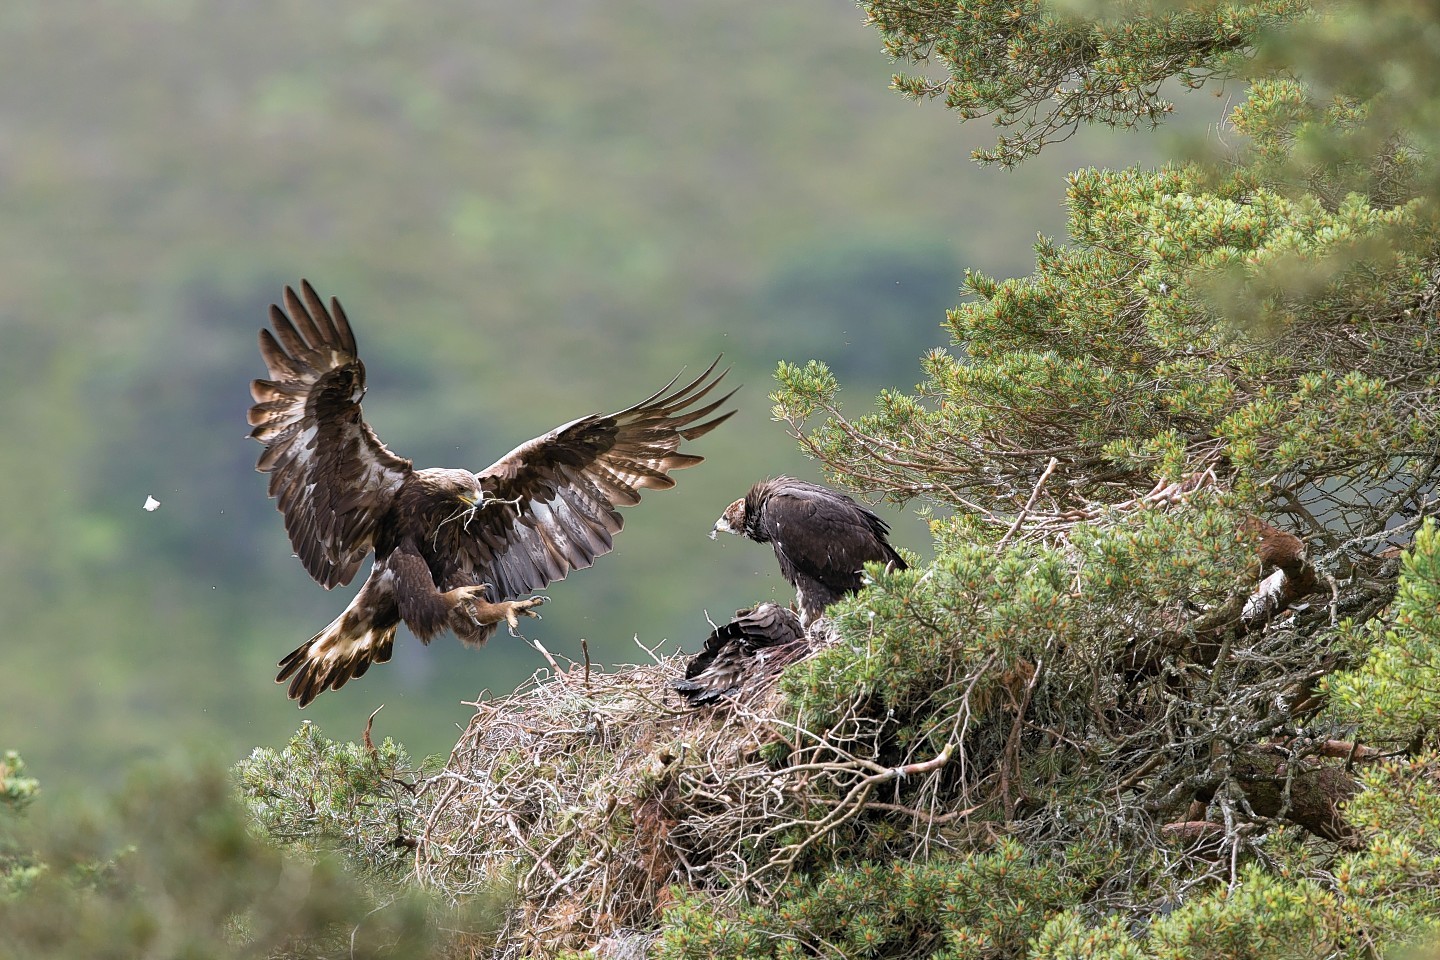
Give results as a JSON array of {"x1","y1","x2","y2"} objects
[
  {"x1": 249, "y1": 281, "x2": 734, "y2": 706},
  {"x1": 710, "y1": 477, "x2": 906, "y2": 626}
]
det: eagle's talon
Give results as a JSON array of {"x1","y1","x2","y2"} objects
[{"x1": 500, "y1": 595, "x2": 548, "y2": 636}]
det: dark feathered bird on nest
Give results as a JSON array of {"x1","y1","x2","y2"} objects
[
  {"x1": 677, "y1": 478, "x2": 907, "y2": 705},
  {"x1": 248, "y1": 281, "x2": 735, "y2": 706},
  {"x1": 672, "y1": 602, "x2": 810, "y2": 706},
  {"x1": 710, "y1": 476, "x2": 907, "y2": 626}
]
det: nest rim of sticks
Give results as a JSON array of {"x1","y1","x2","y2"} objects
[{"x1": 409, "y1": 629, "x2": 964, "y2": 957}]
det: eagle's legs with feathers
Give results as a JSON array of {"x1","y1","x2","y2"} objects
[{"x1": 449, "y1": 586, "x2": 548, "y2": 637}]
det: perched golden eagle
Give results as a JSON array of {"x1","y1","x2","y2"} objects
[
  {"x1": 710, "y1": 477, "x2": 907, "y2": 626},
  {"x1": 680, "y1": 479, "x2": 907, "y2": 704},
  {"x1": 249, "y1": 281, "x2": 734, "y2": 706}
]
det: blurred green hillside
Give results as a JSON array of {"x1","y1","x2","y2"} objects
[{"x1": 0, "y1": 1, "x2": 1176, "y2": 788}]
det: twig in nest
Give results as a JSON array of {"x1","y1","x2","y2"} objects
[
  {"x1": 632, "y1": 633, "x2": 678, "y2": 665},
  {"x1": 995, "y1": 456, "x2": 1059, "y2": 553},
  {"x1": 1000, "y1": 657, "x2": 1044, "y2": 818},
  {"x1": 363, "y1": 704, "x2": 384, "y2": 759},
  {"x1": 1285, "y1": 738, "x2": 1389, "y2": 764},
  {"x1": 1114, "y1": 752, "x2": 1166, "y2": 795},
  {"x1": 752, "y1": 743, "x2": 956, "y2": 888},
  {"x1": 529, "y1": 635, "x2": 565, "y2": 680},
  {"x1": 862, "y1": 800, "x2": 981, "y2": 825},
  {"x1": 1161, "y1": 820, "x2": 1225, "y2": 843}
]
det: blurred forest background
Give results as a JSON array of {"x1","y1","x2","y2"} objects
[{"x1": 0, "y1": 1, "x2": 1183, "y2": 788}]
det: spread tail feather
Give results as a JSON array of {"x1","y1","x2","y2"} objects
[{"x1": 276, "y1": 610, "x2": 397, "y2": 707}]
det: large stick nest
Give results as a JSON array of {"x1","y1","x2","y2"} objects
[
  {"x1": 413, "y1": 637, "x2": 961, "y2": 957},
  {"x1": 415, "y1": 651, "x2": 762, "y2": 954},
  {"x1": 407, "y1": 478, "x2": 1424, "y2": 957}
]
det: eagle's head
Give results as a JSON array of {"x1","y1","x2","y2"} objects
[
  {"x1": 710, "y1": 497, "x2": 747, "y2": 540},
  {"x1": 416, "y1": 467, "x2": 485, "y2": 507}
]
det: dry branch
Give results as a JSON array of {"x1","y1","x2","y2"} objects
[{"x1": 412, "y1": 649, "x2": 973, "y2": 957}]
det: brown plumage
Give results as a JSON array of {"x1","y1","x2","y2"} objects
[
  {"x1": 249, "y1": 280, "x2": 735, "y2": 706},
  {"x1": 672, "y1": 603, "x2": 809, "y2": 706},
  {"x1": 679, "y1": 479, "x2": 908, "y2": 705},
  {"x1": 710, "y1": 477, "x2": 907, "y2": 626},
  {"x1": 1241, "y1": 518, "x2": 1323, "y2": 626}
]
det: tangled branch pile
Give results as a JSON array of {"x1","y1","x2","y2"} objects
[
  {"x1": 414, "y1": 637, "x2": 970, "y2": 956},
  {"x1": 236, "y1": 482, "x2": 1440, "y2": 960},
  {"x1": 397, "y1": 484, "x2": 1439, "y2": 959}
]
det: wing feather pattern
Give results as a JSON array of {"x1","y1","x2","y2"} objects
[
  {"x1": 446, "y1": 360, "x2": 736, "y2": 599},
  {"x1": 248, "y1": 280, "x2": 411, "y2": 588},
  {"x1": 673, "y1": 603, "x2": 809, "y2": 705}
]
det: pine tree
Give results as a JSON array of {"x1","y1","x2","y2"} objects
[
  {"x1": 0, "y1": 749, "x2": 503, "y2": 958},
  {"x1": 655, "y1": 1, "x2": 1440, "y2": 956}
]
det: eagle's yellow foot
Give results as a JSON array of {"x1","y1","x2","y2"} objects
[
  {"x1": 450, "y1": 588, "x2": 547, "y2": 635},
  {"x1": 500, "y1": 595, "x2": 548, "y2": 636}
]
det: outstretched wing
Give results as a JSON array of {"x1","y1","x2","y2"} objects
[
  {"x1": 673, "y1": 603, "x2": 807, "y2": 706},
  {"x1": 444, "y1": 360, "x2": 736, "y2": 599},
  {"x1": 248, "y1": 281, "x2": 412, "y2": 588}
]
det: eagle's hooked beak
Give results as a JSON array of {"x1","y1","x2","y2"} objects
[{"x1": 711, "y1": 498, "x2": 744, "y2": 540}]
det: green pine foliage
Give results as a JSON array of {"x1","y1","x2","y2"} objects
[
  {"x1": 711, "y1": 2, "x2": 1440, "y2": 958},
  {"x1": 0, "y1": 756, "x2": 501, "y2": 959},
  {"x1": 0, "y1": 751, "x2": 38, "y2": 813},
  {"x1": 863, "y1": 0, "x2": 1309, "y2": 165},
  {"x1": 1034, "y1": 867, "x2": 1341, "y2": 960},
  {"x1": 659, "y1": 841, "x2": 1109, "y2": 960},
  {"x1": 1031, "y1": 754, "x2": 1440, "y2": 956},
  {"x1": 1244, "y1": 0, "x2": 1440, "y2": 206},
  {"x1": 235, "y1": 721, "x2": 436, "y2": 880},
  {"x1": 773, "y1": 158, "x2": 1439, "y2": 521},
  {"x1": 1326, "y1": 520, "x2": 1440, "y2": 745},
  {"x1": 1, "y1": 751, "x2": 42, "y2": 897},
  {"x1": 1335, "y1": 754, "x2": 1440, "y2": 951}
]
